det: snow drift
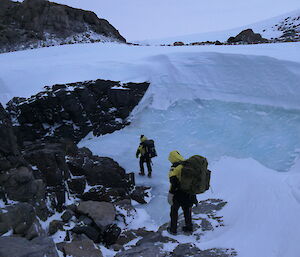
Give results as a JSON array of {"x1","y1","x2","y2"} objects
[{"x1": 1, "y1": 42, "x2": 300, "y2": 257}]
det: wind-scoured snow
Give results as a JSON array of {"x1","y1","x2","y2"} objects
[
  {"x1": 1, "y1": 42, "x2": 300, "y2": 257},
  {"x1": 0, "y1": 42, "x2": 300, "y2": 107},
  {"x1": 139, "y1": 9, "x2": 300, "y2": 45}
]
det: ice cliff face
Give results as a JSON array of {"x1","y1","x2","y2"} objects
[{"x1": 0, "y1": 0, "x2": 126, "y2": 53}]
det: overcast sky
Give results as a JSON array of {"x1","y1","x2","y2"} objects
[{"x1": 52, "y1": 0, "x2": 300, "y2": 41}]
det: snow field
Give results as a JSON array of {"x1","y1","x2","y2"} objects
[{"x1": 1, "y1": 42, "x2": 300, "y2": 257}]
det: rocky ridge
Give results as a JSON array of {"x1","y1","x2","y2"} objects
[
  {"x1": 0, "y1": 78, "x2": 151, "y2": 256},
  {"x1": 7, "y1": 79, "x2": 149, "y2": 143},
  {"x1": 0, "y1": 0, "x2": 126, "y2": 53},
  {"x1": 0, "y1": 78, "x2": 237, "y2": 256}
]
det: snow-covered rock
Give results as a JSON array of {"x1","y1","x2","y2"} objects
[{"x1": 0, "y1": 0, "x2": 126, "y2": 53}]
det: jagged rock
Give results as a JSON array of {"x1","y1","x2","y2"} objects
[
  {"x1": 61, "y1": 209, "x2": 74, "y2": 222},
  {"x1": 103, "y1": 224, "x2": 121, "y2": 245},
  {"x1": 117, "y1": 199, "x2": 237, "y2": 257},
  {"x1": 115, "y1": 243, "x2": 166, "y2": 257},
  {"x1": 67, "y1": 147, "x2": 131, "y2": 190},
  {"x1": 171, "y1": 243, "x2": 237, "y2": 257},
  {"x1": 0, "y1": 203, "x2": 36, "y2": 237},
  {"x1": 227, "y1": 29, "x2": 268, "y2": 44},
  {"x1": 72, "y1": 224, "x2": 101, "y2": 243},
  {"x1": 135, "y1": 231, "x2": 177, "y2": 246},
  {"x1": 23, "y1": 141, "x2": 70, "y2": 187},
  {"x1": 49, "y1": 220, "x2": 64, "y2": 235},
  {"x1": 0, "y1": 0, "x2": 125, "y2": 53},
  {"x1": 193, "y1": 199, "x2": 227, "y2": 214},
  {"x1": 67, "y1": 177, "x2": 86, "y2": 195},
  {"x1": 77, "y1": 201, "x2": 116, "y2": 229},
  {"x1": 20, "y1": 138, "x2": 133, "y2": 213},
  {"x1": 0, "y1": 103, "x2": 26, "y2": 171},
  {"x1": 0, "y1": 236, "x2": 59, "y2": 257},
  {"x1": 130, "y1": 186, "x2": 151, "y2": 204},
  {"x1": 83, "y1": 157, "x2": 126, "y2": 187},
  {"x1": 82, "y1": 186, "x2": 128, "y2": 203},
  {"x1": 22, "y1": 140, "x2": 71, "y2": 212},
  {"x1": 115, "y1": 199, "x2": 136, "y2": 226},
  {"x1": 78, "y1": 215, "x2": 94, "y2": 226},
  {"x1": 60, "y1": 239, "x2": 103, "y2": 257},
  {"x1": 7, "y1": 80, "x2": 149, "y2": 144},
  {"x1": 112, "y1": 228, "x2": 153, "y2": 251}
]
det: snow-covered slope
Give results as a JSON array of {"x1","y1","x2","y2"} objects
[
  {"x1": 139, "y1": 9, "x2": 300, "y2": 45},
  {"x1": 1, "y1": 42, "x2": 300, "y2": 106},
  {"x1": 1, "y1": 42, "x2": 300, "y2": 257}
]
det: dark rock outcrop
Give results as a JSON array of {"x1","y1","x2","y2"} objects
[
  {"x1": 7, "y1": 79, "x2": 149, "y2": 144},
  {"x1": 227, "y1": 29, "x2": 269, "y2": 44},
  {"x1": 0, "y1": 104, "x2": 25, "y2": 172},
  {"x1": 0, "y1": 0, "x2": 126, "y2": 53},
  {"x1": 115, "y1": 199, "x2": 237, "y2": 257}
]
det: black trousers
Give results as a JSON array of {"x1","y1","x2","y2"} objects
[
  {"x1": 139, "y1": 156, "x2": 152, "y2": 174},
  {"x1": 170, "y1": 198, "x2": 192, "y2": 232}
]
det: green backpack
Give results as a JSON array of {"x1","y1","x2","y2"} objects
[{"x1": 180, "y1": 155, "x2": 211, "y2": 195}]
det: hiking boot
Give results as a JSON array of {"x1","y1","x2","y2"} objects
[
  {"x1": 147, "y1": 172, "x2": 152, "y2": 178},
  {"x1": 167, "y1": 227, "x2": 177, "y2": 235},
  {"x1": 139, "y1": 172, "x2": 145, "y2": 176},
  {"x1": 182, "y1": 226, "x2": 193, "y2": 233}
]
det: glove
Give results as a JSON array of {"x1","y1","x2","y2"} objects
[
  {"x1": 136, "y1": 154, "x2": 139, "y2": 158},
  {"x1": 168, "y1": 193, "x2": 174, "y2": 205}
]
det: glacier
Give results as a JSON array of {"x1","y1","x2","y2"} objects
[{"x1": 1, "y1": 42, "x2": 300, "y2": 257}]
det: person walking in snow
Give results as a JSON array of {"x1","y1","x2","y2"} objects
[
  {"x1": 167, "y1": 150, "x2": 197, "y2": 235},
  {"x1": 136, "y1": 135, "x2": 153, "y2": 177}
]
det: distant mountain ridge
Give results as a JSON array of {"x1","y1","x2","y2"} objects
[
  {"x1": 138, "y1": 9, "x2": 300, "y2": 45},
  {"x1": 0, "y1": 0, "x2": 126, "y2": 53}
]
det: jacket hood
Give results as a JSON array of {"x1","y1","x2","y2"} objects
[
  {"x1": 140, "y1": 136, "x2": 148, "y2": 142},
  {"x1": 168, "y1": 151, "x2": 184, "y2": 164}
]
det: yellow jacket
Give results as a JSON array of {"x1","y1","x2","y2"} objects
[
  {"x1": 136, "y1": 136, "x2": 148, "y2": 157},
  {"x1": 168, "y1": 151, "x2": 185, "y2": 194}
]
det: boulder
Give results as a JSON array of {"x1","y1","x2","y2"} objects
[
  {"x1": 60, "y1": 239, "x2": 103, "y2": 257},
  {"x1": 1, "y1": 166, "x2": 45, "y2": 202},
  {"x1": 0, "y1": 236, "x2": 59, "y2": 257},
  {"x1": 48, "y1": 220, "x2": 64, "y2": 236},
  {"x1": 173, "y1": 41, "x2": 185, "y2": 46},
  {"x1": 227, "y1": 29, "x2": 268, "y2": 44},
  {"x1": 72, "y1": 224, "x2": 101, "y2": 243},
  {"x1": 0, "y1": 203, "x2": 37, "y2": 237},
  {"x1": 77, "y1": 201, "x2": 116, "y2": 228}
]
